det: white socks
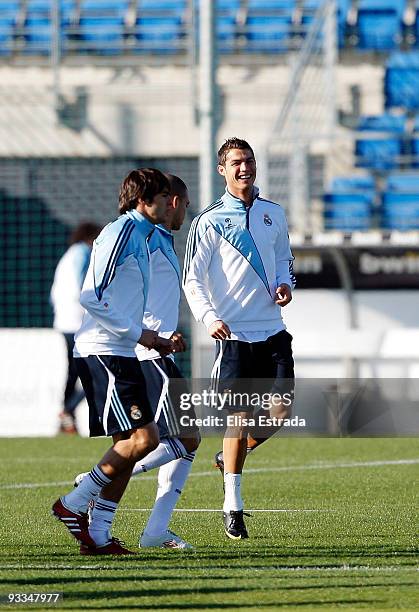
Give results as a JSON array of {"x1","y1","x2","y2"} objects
[
  {"x1": 143, "y1": 452, "x2": 195, "y2": 537},
  {"x1": 63, "y1": 465, "x2": 111, "y2": 514},
  {"x1": 89, "y1": 498, "x2": 118, "y2": 546},
  {"x1": 132, "y1": 438, "x2": 187, "y2": 475},
  {"x1": 223, "y1": 472, "x2": 243, "y2": 512}
]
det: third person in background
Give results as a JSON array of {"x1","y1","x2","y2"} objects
[{"x1": 50, "y1": 221, "x2": 101, "y2": 434}]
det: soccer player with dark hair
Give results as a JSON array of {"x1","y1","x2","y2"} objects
[
  {"x1": 183, "y1": 138, "x2": 295, "y2": 540},
  {"x1": 134, "y1": 173, "x2": 200, "y2": 549},
  {"x1": 74, "y1": 173, "x2": 200, "y2": 549},
  {"x1": 52, "y1": 168, "x2": 174, "y2": 555}
]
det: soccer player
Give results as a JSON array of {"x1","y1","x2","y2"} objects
[
  {"x1": 75, "y1": 174, "x2": 200, "y2": 549},
  {"x1": 183, "y1": 138, "x2": 295, "y2": 540},
  {"x1": 50, "y1": 221, "x2": 101, "y2": 434},
  {"x1": 134, "y1": 174, "x2": 200, "y2": 549},
  {"x1": 52, "y1": 168, "x2": 174, "y2": 555}
]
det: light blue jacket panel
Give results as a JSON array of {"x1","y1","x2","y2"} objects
[{"x1": 74, "y1": 209, "x2": 155, "y2": 357}]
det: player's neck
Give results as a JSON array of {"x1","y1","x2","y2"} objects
[{"x1": 229, "y1": 186, "x2": 253, "y2": 207}]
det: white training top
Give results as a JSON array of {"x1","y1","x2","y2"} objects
[
  {"x1": 183, "y1": 187, "x2": 295, "y2": 342},
  {"x1": 136, "y1": 225, "x2": 181, "y2": 361},
  {"x1": 50, "y1": 241, "x2": 92, "y2": 334}
]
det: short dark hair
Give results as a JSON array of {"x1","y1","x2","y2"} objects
[
  {"x1": 217, "y1": 137, "x2": 255, "y2": 167},
  {"x1": 165, "y1": 173, "x2": 188, "y2": 198},
  {"x1": 69, "y1": 221, "x2": 101, "y2": 245},
  {"x1": 118, "y1": 168, "x2": 170, "y2": 214}
]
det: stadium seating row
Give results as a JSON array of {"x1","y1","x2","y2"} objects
[
  {"x1": 324, "y1": 173, "x2": 419, "y2": 230},
  {"x1": 325, "y1": 43, "x2": 419, "y2": 230},
  {"x1": 354, "y1": 112, "x2": 419, "y2": 171},
  {"x1": 2, "y1": 0, "x2": 419, "y2": 56}
]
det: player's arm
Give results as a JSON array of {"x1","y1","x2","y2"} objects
[
  {"x1": 80, "y1": 278, "x2": 144, "y2": 343},
  {"x1": 274, "y1": 210, "x2": 296, "y2": 307},
  {"x1": 183, "y1": 222, "x2": 225, "y2": 334},
  {"x1": 170, "y1": 331, "x2": 187, "y2": 352},
  {"x1": 139, "y1": 329, "x2": 174, "y2": 356},
  {"x1": 80, "y1": 231, "x2": 144, "y2": 343},
  {"x1": 207, "y1": 320, "x2": 231, "y2": 340}
]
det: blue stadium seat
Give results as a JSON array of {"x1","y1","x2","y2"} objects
[
  {"x1": 141, "y1": 0, "x2": 185, "y2": 11},
  {"x1": 355, "y1": 138, "x2": 402, "y2": 170},
  {"x1": 323, "y1": 192, "x2": 374, "y2": 230},
  {"x1": 247, "y1": 0, "x2": 295, "y2": 8},
  {"x1": 246, "y1": 15, "x2": 291, "y2": 53},
  {"x1": 0, "y1": 1, "x2": 17, "y2": 55},
  {"x1": 331, "y1": 175, "x2": 376, "y2": 195},
  {"x1": 412, "y1": 137, "x2": 419, "y2": 167},
  {"x1": 0, "y1": 23, "x2": 13, "y2": 56},
  {"x1": 385, "y1": 52, "x2": 419, "y2": 109},
  {"x1": 217, "y1": 15, "x2": 237, "y2": 53},
  {"x1": 24, "y1": 18, "x2": 51, "y2": 55},
  {"x1": 356, "y1": 0, "x2": 405, "y2": 51},
  {"x1": 82, "y1": 0, "x2": 129, "y2": 14},
  {"x1": 191, "y1": 0, "x2": 240, "y2": 16},
  {"x1": 355, "y1": 114, "x2": 406, "y2": 170},
  {"x1": 78, "y1": 17, "x2": 125, "y2": 54},
  {"x1": 381, "y1": 191, "x2": 419, "y2": 229},
  {"x1": 26, "y1": 0, "x2": 50, "y2": 10},
  {"x1": 336, "y1": 0, "x2": 350, "y2": 47},
  {"x1": 22, "y1": 2, "x2": 78, "y2": 54},
  {"x1": 324, "y1": 174, "x2": 375, "y2": 230},
  {"x1": 136, "y1": 16, "x2": 182, "y2": 54},
  {"x1": 76, "y1": 1, "x2": 129, "y2": 54},
  {"x1": 80, "y1": 2, "x2": 128, "y2": 14},
  {"x1": 25, "y1": 1, "x2": 75, "y2": 25},
  {"x1": 386, "y1": 172, "x2": 419, "y2": 191},
  {"x1": 357, "y1": 114, "x2": 406, "y2": 133},
  {"x1": 245, "y1": 1, "x2": 294, "y2": 53}
]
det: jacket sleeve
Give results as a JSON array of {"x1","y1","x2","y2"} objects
[
  {"x1": 80, "y1": 228, "x2": 144, "y2": 343},
  {"x1": 275, "y1": 210, "x2": 296, "y2": 289},
  {"x1": 183, "y1": 220, "x2": 219, "y2": 327}
]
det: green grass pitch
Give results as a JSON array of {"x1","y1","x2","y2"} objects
[{"x1": 0, "y1": 436, "x2": 418, "y2": 610}]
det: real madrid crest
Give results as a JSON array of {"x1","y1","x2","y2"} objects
[
  {"x1": 264, "y1": 213, "x2": 272, "y2": 226},
  {"x1": 130, "y1": 405, "x2": 142, "y2": 420}
]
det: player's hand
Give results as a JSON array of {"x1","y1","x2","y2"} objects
[
  {"x1": 170, "y1": 331, "x2": 187, "y2": 353},
  {"x1": 154, "y1": 336, "x2": 174, "y2": 357},
  {"x1": 208, "y1": 320, "x2": 231, "y2": 340},
  {"x1": 138, "y1": 329, "x2": 159, "y2": 349},
  {"x1": 275, "y1": 283, "x2": 292, "y2": 306}
]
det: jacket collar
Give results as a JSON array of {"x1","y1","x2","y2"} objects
[
  {"x1": 156, "y1": 224, "x2": 173, "y2": 237},
  {"x1": 126, "y1": 209, "x2": 156, "y2": 232},
  {"x1": 222, "y1": 186, "x2": 260, "y2": 209}
]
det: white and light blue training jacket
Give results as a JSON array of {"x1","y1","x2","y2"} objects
[
  {"x1": 136, "y1": 225, "x2": 181, "y2": 361},
  {"x1": 50, "y1": 241, "x2": 92, "y2": 334},
  {"x1": 183, "y1": 187, "x2": 295, "y2": 337},
  {"x1": 74, "y1": 209, "x2": 154, "y2": 357}
]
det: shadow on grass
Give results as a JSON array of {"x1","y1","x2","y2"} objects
[
  {"x1": 1, "y1": 573, "x2": 415, "y2": 590},
  {"x1": 1, "y1": 542, "x2": 417, "y2": 562},
  {"x1": 26, "y1": 598, "x2": 384, "y2": 610}
]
